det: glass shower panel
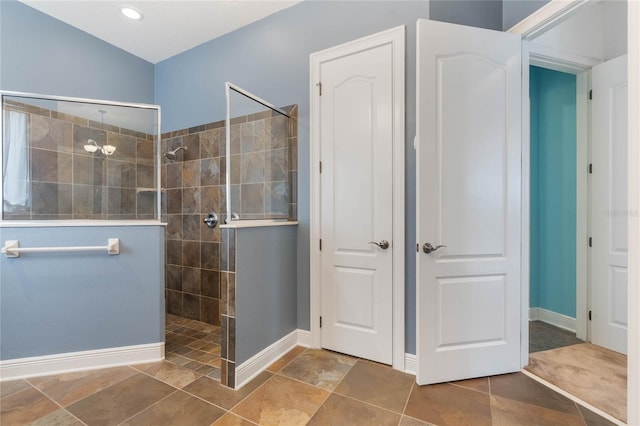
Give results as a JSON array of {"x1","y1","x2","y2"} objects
[
  {"x1": 226, "y1": 85, "x2": 290, "y2": 221},
  {"x1": 1, "y1": 94, "x2": 160, "y2": 220}
]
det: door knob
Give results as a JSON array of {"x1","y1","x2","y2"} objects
[
  {"x1": 369, "y1": 240, "x2": 390, "y2": 249},
  {"x1": 423, "y1": 243, "x2": 446, "y2": 253}
]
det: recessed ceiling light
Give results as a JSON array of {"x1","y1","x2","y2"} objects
[{"x1": 120, "y1": 6, "x2": 143, "y2": 20}]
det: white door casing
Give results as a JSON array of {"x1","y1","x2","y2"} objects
[
  {"x1": 310, "y1": 26, "x2": 405, "y2": 368},
  {"x1": 416, "y1": 19, "x2": 522, "y2": 384},
  {"x1": 511, "y1": 2, "x2": 639, "y2": 423},
  {"x1": 591, "y1": 54, "x2": 628, "y2": 355}
]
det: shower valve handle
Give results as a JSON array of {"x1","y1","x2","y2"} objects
[{"x1": 203, "y1": 212, "x2": 218, "y2": 229}]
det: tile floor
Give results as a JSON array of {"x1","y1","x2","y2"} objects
[
  {"x1": 527, "y1": 343, "x2": 626, "y2": 423},
  {"x1": 529, "y1": 320, "x2": 584, "y2": 353},
  {"x1": 164, "y1": 314, "x2": 222, "y2": 381},
  {"x1": 1, "y1": 317, "x2": 616, "y2": 426}
]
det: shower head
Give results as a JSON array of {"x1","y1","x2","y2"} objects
[{"x1": 163, "y1": 146, "x2": 187, "y2": 160}]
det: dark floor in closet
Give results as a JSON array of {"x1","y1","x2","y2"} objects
[{"x1": 529, "y1": 320, "x2": 584, "y2": 353}]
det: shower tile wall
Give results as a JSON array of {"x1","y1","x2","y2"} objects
[
  {"x1": 161, "y1": 105, "x2": 297, "y2": 326},
  {"x1": 162, "y1": 119, "x2": 225, "y2": 326},
  {"x1": 3, "y1": 100, "x2": 156, "y2": 220},
  {"x1": 220, "y1": 227, "x2": 236, "y2": 388},
  {"x1": 229, "y1": 106, "x2": 298, "y2": 219}
]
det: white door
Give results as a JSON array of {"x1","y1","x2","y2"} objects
[
  {"x1": 590, "y1": 54, "x2": 628, "y2": 355},
  {"x1": 317, "y1": 32, "x2": 398, "y2": 364},
  {"x1": 416, "y1": 19, "x2": 522, "y2": 384}
]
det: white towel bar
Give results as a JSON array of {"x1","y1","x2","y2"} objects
[{"x1": 1, "y1": 239, "x2": 120, "y2": 258}]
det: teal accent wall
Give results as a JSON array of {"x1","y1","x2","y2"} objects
[{"x1": 530, "y1": 66, "x2": 577, "y2": 318}]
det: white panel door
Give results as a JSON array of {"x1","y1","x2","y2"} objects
[
  {"x1": 416, "y1": 19, "x2": 522, "y2": 384},
  {"x1": 319, "y1": 39, "x2": 394, "y2": 364},
  {"x1": 591, "y1": 54, "x2": 628, "y2": 355}
]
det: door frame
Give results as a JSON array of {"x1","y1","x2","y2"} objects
[
  {"x1": 525, "y1": 45, "x2": 592, "y2": 342},
  {"x1": 309, "y1": 25, "x2": 406, "y2": 370},
  {"x1": 511, "y1": 1, "x2": 640, "y2": 423}
]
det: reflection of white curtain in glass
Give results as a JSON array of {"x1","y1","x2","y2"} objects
[{"x1": 2, "y1": 110, "x2": 29, "y2": 206}]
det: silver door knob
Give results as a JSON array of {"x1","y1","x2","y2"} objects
[
  {"x1": 423, "y1": 243, "x2": 446, "y2": 253},
  {"x1": 369, "y1": 240, "x2": 390, "y2": 250}
]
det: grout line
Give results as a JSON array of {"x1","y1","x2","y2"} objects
[
  {"x1": 115, "y1": 389, "x2": 179, "y2": 426},
  {"x1": 22, "y1": 380, "x2": 88, "y2": 425},
  {"x1": 265, "y1": 347, "x2": 304, "y2": 374},
  {"x1": 520, "y1": 369, "x2": 625, "y2": 426},
  {"x1": 177, "y1": 382, "x2": 230, "y2": 413},
  {"x1": 487, "y1": 376, "x2": 495, "y2": 424},
  {"x1": 272, "y1": 370, "x2": 332, "y2": 392},
  {"x1": 332, "y1": 389, "x2": 407, "y2": 418},
  {"x1": 224, "y1": 372, "x2": 275, "y2": 414},
  {"x1": 273, "y1": 350, "x2": 412, "y2": 421},
  {"x1": 20, "y1": 385, "x2": 64, "y2": 415},
  {"x1": 24, "y1": 365, "x2": 139, "y2": 409},
  {"x1": 132, "y1": 363, "x2": 203, "y2": 390},
  {"x1": 273, "y1": 357, "x2": 356, "y2": 395},
  {"x1": 575, "y1": 400, "x2": 589, "y2": 426},
  {"x1": 0, "y1": 380, "x2": 31, "y2": 400},
  {"x1": 224, "y1": 410, "x2": 260, "y2": 425},
  {"x1": 448, "y1": 380, "x2": 491, "y2": 395},
  {"x1": 399, "y1": 380, "x2": 415, "y2": 420}
]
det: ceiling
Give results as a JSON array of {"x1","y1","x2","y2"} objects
[{"x1": 19, "y1": 1, "x2": 302, "y2": 64}]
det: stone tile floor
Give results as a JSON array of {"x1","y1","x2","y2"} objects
[
  {"x1": 164, "y1": 314, "x2": 222, "y2": 382},
  {"x1": 0, "y1": 316, "x2": 617, "y2": 425}
]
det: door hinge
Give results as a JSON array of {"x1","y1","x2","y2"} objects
[
  {"x1": 317, "y1": 82, "x2": 322, "y2": 96},
  {"x1": 416, "y1": 243, "x2": 419, "y2": 252},
  {"x1": 589, "y1": 237, "x2": 592, "y2": 247},
  {"x1": 589, "y1": 163, "x2": 593, "y2": 174},
  {"x1": 589, "y1": 89, "x2": 593, "y2": 100},
  {"x1": 319, "y1": 239, "x2": 322, "y2": 250},
  {"x1": 588, "y1": 310, "x2": 592, "y2": 321},
  {"x1": 319, "y1": 161, "x2": 322, "y2": 173},
  {"x1": 320, "y1": 316, "x2": 323, "y2": 328}
]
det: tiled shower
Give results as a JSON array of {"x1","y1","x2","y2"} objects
[
  {"x1": 2, "y1": 98, "x2": 157, "y2": 220},
  {"x1": 161, "y1": 104, "x2": 298, "y2": 327}
]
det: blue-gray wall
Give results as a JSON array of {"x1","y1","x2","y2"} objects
[
  {"x1": 235, "y1": 225, "x2": 297, "y2": 365},
  {"x1": 530, "y1": 66, "x2": 577, "y2": 318},
  {"x1": 0, "y1": 0, "x2": 549, "y2": 358},
  {"x1": 431, "y1": 0, "x2": 503, "y2": 30},
  {"x1": 155, "y1": 0, "x2": 429, "y2": 354},
  {"x1": 0, "y1": 0, "x2": 154, "y2": 103},
  {"x1": 0, "y1": 226, "x2": 164, "y2": 360},
  {"x1": 0, "y1": 1, "x2": 162, "y2": 361},
  {"x1": 155, "y1": 0, "x2": 515, "y2": 356},
  {"x1": 503, "y1": 0, "x2": 549, "y2": 30}
]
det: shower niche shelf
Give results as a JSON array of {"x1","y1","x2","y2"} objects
[{"x1": 136, "y1": 187, "x2": 165, "y2": 194}]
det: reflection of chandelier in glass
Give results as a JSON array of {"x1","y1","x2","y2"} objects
[
  {"x1": 83, "y1": 110, "x2": 116, "y2": 156},
  {"x1": 84, "y1": 138, "x2": 116, "y2": 155}
]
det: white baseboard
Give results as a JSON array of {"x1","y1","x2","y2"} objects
[
  {"x1": 235, "y1": 329, "x2": 311, "y2": 390},
  {"x1": 404, "y1": 353, "x2": 416, "y2": 375},
  {"x1": 296, "y1": 329, "x2": 312, "y2": 348},
  {"x1": 530, "y1": 307, "x2": 576, "y2": 333},
  {"x1": 0, "y1": 342, "x2": 164, "y2": 382}
]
